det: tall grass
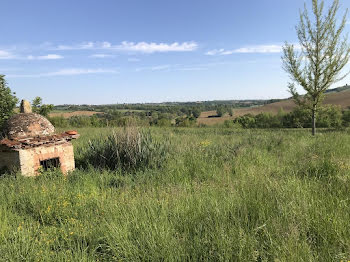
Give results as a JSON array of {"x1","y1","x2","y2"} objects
[
  {"x1": 76, "y1": 127, "x2": 169, "y2": 171},
  {"x1": 0, "y1": 127, "x2": 349, "y2": 261}
]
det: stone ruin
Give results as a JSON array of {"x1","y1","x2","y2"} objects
[{"x1": 0, "y1": 100, "x2": 79, "y2": 176}]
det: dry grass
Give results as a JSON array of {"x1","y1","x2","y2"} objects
[{"x1": 49, "y1": 111, "x2": 103, "y2": 118}]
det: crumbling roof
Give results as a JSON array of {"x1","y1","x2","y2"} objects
[
  {"x1": 0, "y1": 131, "x2": 79, "y2": 150},
  {"x1": 4, "y1": 113, "x2": 55, "y2": 139}
]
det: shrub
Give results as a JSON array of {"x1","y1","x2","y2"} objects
[
  {"x1": 343, "y1": 110, "x2": 350, "y2": 127},
  {"x1": 317, "y1": 105, "x2": 343, "y2": 128},
  {"x1": 79, "y1": 127, "x2": 169, "y2": 171},
  {"x1": 234, "y1": 114, "x2": 256, "y2": 128},
  {"x1": 175, "y1": 117, "x2": 196, "y2": 127},
  {"x1": 216, "y1": 106, "x2": 225, "y2": 117}
]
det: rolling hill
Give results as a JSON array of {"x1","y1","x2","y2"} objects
[{"x1": 198, "y1": 86, "x2": 350, "y2": 126}]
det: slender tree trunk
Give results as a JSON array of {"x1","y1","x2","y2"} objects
[{"x1": 312, "y1": 105, "x2": 316, "y2": 136}]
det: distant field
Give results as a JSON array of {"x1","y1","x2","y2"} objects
[
  {"x1": 49, "y1": 111, "x2": 104, "y2": 118},
  {"x1": 198, "y1": 89, "x2": 350, "y2": 126}
]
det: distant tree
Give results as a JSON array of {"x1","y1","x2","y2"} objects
[
  {"x1": 192, "y1": 107, "x2": 201, "y2": 118},
  {"x1": 282, "y1": 0, "x2": 350, "y2": 135},
  {"x1": 228, "y1": 107, "x2": 234, "y2": 117},
  {"x1": 32, "y1": 96, "x2": 42, "y2": 110},
  {"x1": 0, "y1": 75, "x2": 18, "y2": 130},
  {"x1": 32, "y1": 96, "x2": 54, "y2": 117},
  {"x1": 216, "y1": 106, "x2": 225, "y2": 117}
]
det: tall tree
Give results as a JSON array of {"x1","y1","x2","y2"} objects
[
  {"x1": 32, "y1": 96, "x2": 54, "y2": 117},
  {"x1": 282, "y1": 0, "x2": 350, "y2": 135},
  {"x1": 0, "y1": 75, "x2": 18, "y2": 131}
]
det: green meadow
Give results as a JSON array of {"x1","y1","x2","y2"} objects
[{"x1": 0, "y1": 127, "x2": 350, "y2": 261}]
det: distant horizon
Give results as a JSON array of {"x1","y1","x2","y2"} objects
[
  {"x1": 1, "y1": 0, "x2": 350, "y2": 104},
  {"x1": 20, "y1": 84, "x2": 346, "y2": 106}
]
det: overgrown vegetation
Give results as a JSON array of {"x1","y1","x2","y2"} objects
[
  {"x1": 231, "y1": 104, "x2": 349, "y2": 129},
  {"x1": 0, "y1": 127, "x2": 349, "y2": 261},
  {"x1": 49, "y1": 103, "x2": 350, "y2": 129},
  {"x1": 76, "y1": 127, "x2": 169, "y2": 171},
  {"x1": 0, "y1": 75, "x2": 18, "y2": 132},
  {"x1": 32, "y1": 96, "x2": 54, "y2": 117}
]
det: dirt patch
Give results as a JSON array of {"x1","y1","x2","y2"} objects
[{"x1": 49, "y1": 111, "x2": 104, "y2": 119}]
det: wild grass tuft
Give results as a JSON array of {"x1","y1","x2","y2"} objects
[{"x1": 77, "y1": 127, "x2": 170, "y2": 171}]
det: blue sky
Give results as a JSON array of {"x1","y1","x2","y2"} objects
[{"x1": 1, "y1": 0, "x2": 350, "y2": 105}]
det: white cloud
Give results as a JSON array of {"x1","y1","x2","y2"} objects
[
  {"x1": 206, "y1": 44, "x2": 303, "y2": 56},
  {"x1": 55, "y1": 41, "x2": 198, "y2": 53},
  {"x1": 205, "y1": 49, "x2": 225, "y2": 56},
  {"x1": 57, "y1": 42, "x2": 97, "y2": 50},
  {"x1": 90, "y1": 54, "x2": 115, "y2": 58},
  {"x1": 206, "y1": 45, "x2": 283, "y2": 55},
  {"x1": 136, "y1": 65, "x2": 172, "y2": 72},
  {"x1": 233, "y1": 45, "x2": 282, "y2": 54},
  {"x1": 46, "y1": 68, "x2": 117, "y2": 76},
  {"x1": 116, "y1": 41, "x2": 198, "y2": 53},
  {"x1": 27, "y1": 54, "x2": 63, "y2": 60},
  {"x1": 135, "y1": 64, "x2": 209, "y2": 72},
  {"x1": 7, "y1": 68, "x2": 118, "y2": 78},
  {"x1": 0, "y1": 50, "x2": 16, "y2": 59}
]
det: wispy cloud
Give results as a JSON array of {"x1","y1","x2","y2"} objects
[
  {"x1": 128, "y1": 57, "x2": 140, "y2": 62},
  {"x1": 27, "y1": 54, "x2": 63, "y2": 60},
  {"x1": 136, "y1": 65, "x2": 172, "y2": 72},
  {"x1": 7, "y1": 68, "x2": 118, "y2": 78},
  {"x1": 0, "y1": 50, "x2": 16, "y2": 59},
  {"x1": 117, "y1": 41, "x2": 197, "y2": 53},
  {"x1": 206, "y1": 45, "x2": 283, "y2": 55},
  {"x1": 55, "y1": 41, "x2": 198, "y2": 53},
  {"x1": 0, "y1": 50, "x2": 63, "y2": 60},
  {"x1": 136, "y1": 64, "x2": 209, "y2": 72},
  {"x1": 90, "y1": 54, "x2": 115, "y2": 58},
  {"x1": 176, "y1": 67, "x2": 207, "y2": 71}
]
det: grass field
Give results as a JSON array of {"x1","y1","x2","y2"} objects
[{"x1": 0, "y1": 127, "x2": 350, "y2": 261}]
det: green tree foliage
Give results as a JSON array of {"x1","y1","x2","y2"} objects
[
  {"x1": 228, "y1": 107, "x2": 234, "y2": 117},
  {"x1": 175, "y1": 117, "x2": 196, "y2": 127},
  {"x1": 233, "y1": 105, "x2": 343, "y2": 129},
  {"x1": 0, "y1": 75, "x2": 18, "y2": 131},
  {"x1": 32, "y1": 96, "x2": 54, "y2": 117},
  {"x1": 282, "y1": 0, "x2": 350, "y2": 135},
  {"x1": 343, "y1": 110, "x2": 350, "y2": 127},
  {"x1": 216, "y1": 106, "x2": 226, "y2": 117},
  {"x1": 191, "y1": 107, "x2": 201, "y2": 118}
]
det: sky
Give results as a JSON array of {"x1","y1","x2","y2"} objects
[{"x1": 1, "y1": 0, "x2": 350, "y2": 105}]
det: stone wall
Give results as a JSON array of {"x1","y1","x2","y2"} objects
[{"x1": 18, "y1": 143, "x2": 75, "y2": 176}]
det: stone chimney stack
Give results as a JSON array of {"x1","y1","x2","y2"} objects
[{"x1": 20, "y1": 100, "x2": 32, "y2": 113}]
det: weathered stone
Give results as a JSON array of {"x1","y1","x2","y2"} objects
[
  {"x1": 0, "y1": 102, "x2": 79, "y2": 176},
  {"x1": 0, "y1": 141, "x2": 77, "y2": 176},
  {"x1": 5, "y1": 113, "x2": 55, "y2": 139},
  {"x1": 20, "y1": 100, "x2": 32, "y2": 113}
]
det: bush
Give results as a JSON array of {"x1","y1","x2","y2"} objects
[
  {"x1": 343, "y1": 110, "x2": 350, "y2": 127},
  {"x1": 79, "y1": 127, "x2": 169, "y2": 171},
  {"x1": 317, "y1": 105, "x2": 343, "y2": 128}
]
